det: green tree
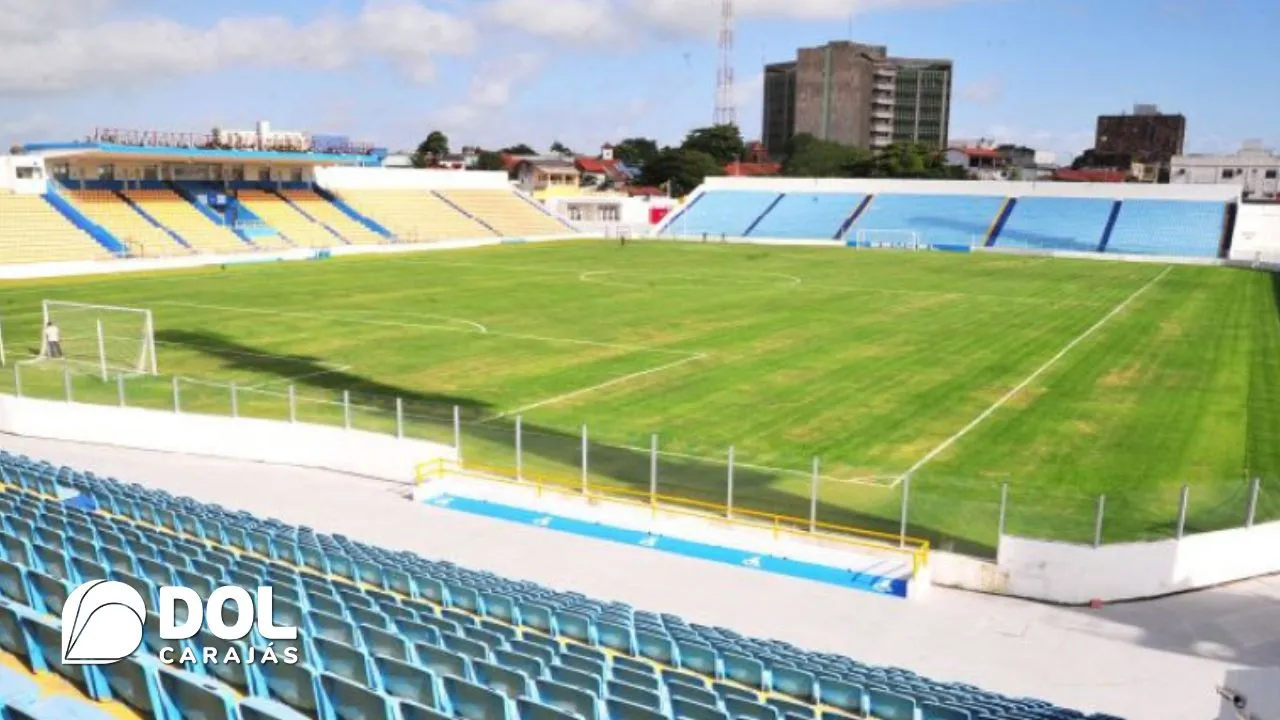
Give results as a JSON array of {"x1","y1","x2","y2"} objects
[
  {"x1": 612, "y1": 137, "x2": 660, "y2": 168},
  {"x1": 412, "y1": 130, "x2": 450, "y2": 168},
  {"x1": 473, "y1": 151, "x2": 507, "y2": 171},
  {"x1": 501, "y1": 144, "x2": 536, "y2": 156},
  {"x1": 637, "y1": 148, "x2": 723, "y2": 196},
  {"x1": 781, "y1": 134, "x2": 871, "y2": 177},
  {"x1": 549, "y1": 141, "x2": 572, "y2": 155},
  {"x1": 680, "y1": 124, "x2": 745, "y2": 166}
]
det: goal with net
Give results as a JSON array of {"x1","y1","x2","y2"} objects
[
  {"x1": 850, "y1": 229, "x2": 924, "y2": 250},
  {"x1": 31, "y1": 301, "x2": 158, "y2": 379}
]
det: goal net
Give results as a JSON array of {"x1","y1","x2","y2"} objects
[
  {"x1": 852, "y1": 229, "x2": 924, "y2": 250},
  {"x1": 35, "y1": 301, "x2": 157, "y2": 379}
]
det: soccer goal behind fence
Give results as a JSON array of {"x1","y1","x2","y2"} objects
[
  {"x1": 852, "y1": 229, "x2": 924, "y2": 250},
  {"x1": 36, "y1": 300, "x2": 158, "y2": 379}
]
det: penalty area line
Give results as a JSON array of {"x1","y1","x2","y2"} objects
[
  {"x1": 485, "y1": 353, "x2": 708, "y2": 421},
  {"x1": 896, "y1": 265, "x2": 1173, "y2": 482}
]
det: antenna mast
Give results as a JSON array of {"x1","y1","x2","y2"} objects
[{"x1": 714, "y1": 0, "x2": 736, "y2": 126}]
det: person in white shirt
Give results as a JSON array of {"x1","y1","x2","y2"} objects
[{"x1": 44, "y1": 322, "x2": 62, "y2": 359}]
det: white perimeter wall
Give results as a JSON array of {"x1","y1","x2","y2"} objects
[
  {"x1": 993, "y1": 521, "x2": 1280, "y2": 604},
  {"x1": 701, "y1": 176, "x2": 1242, "y2": 202},
  {"x1": 0, "y1": 156, "x2": 50, "y2": 195},
  {"x1": 1228, "y1": 203, "x2": 1280, "y2": 261},
  {"x1": 0, "y1": 395, "x2": 455, "y2": 484},
  {"x1": 314, "y1": 166, "x2": 512, "y2": 191}
]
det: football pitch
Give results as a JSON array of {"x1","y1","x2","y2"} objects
[{"x1": 3, "y1": 240, "x2": 1278, "y2": 555}]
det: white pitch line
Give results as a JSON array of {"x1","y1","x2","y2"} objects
[
  {"x1": 579, "y1": 269, "x2": 803, "y2": 288},
  {"x1": 487, "y1": 353, "x2": 708, "y2": 420},
  {"x1": 898, "y1": 265, "x2": 1173, "y2": 480},
  {"x1": 326, "y1": 309, "x2": 488, "y2": 334},
  {"x1": 158, "y1": 301, "x2": 692, "y2": 356}
]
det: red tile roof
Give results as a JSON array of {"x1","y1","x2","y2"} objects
[
  {"x1": 952, "y1": 147, "x2": 1002, "y2": 159},
  {"x1": 724, "y1": 161, "x2": 781, "y2": 177},
  {"x1": 627, "y1": 186, "x2": 666, "y2": 197},
  {"x1": 576, "y1": 156, "x2": 628, "y2": 181}
]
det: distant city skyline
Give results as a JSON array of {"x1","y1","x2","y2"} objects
[{"x1": 1, "y1": 0, "x2": 1277, "y2": 163}]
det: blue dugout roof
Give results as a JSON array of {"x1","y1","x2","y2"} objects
[{"x1": 21, "y1": 141, "x2": 383, "y2": 166}]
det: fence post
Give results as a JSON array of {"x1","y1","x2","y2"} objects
[
  {"x1": 809, "y1": 457, "x2": 819, "y2": 532},
  {"x1": 343, "y1": 390, "x2": 351, "y2": 429},
  {"x1": 1176, "y1": 484, "x2": 1189, "y2": 539},
  {"x1": 515, "y1": 415, "x2": 523, "y2": 480},
  {"x1": 172, "y1": 376, "x2": 180, "y2": 413},
  {"x1": 453, "y1": 405, "x2": 462, "y2": 460},
  {"x1": 1093, "y1": 494, "x2": 1106, "y2": 547},
  {"x1": 288, "y1": 384, "x2": 296, "y2": 423},
  {"x1": 649, "y1": 434, "x2": 658, "y2": 507},
  {"x1": 63, "y1": 364, "x2": 72, "y2": 402},
  {"x1": 1246, "y1": 477, "x2": 1261, "y2": 528},
  {"x1": 395, "y1": 397, "x2": 404, "y2": 439},
  {"x1": 997, "y1": 482, "x2": 1009, "y2": 538},
  {"x1": 13, "y1": 363, "x2": 20, "y2": 398},
  {"x1": 580, "y1": 424, "x2": 588, "y2": 494},
  {"x1": 230, "y1": 382, "x2": 238, "y2": 418},
  {"x1": 726, "y1": 445, "x2": 735, "y2": 519},
  {"x1": 899, "y1": 475, "x2": 911, "y2": 548}
]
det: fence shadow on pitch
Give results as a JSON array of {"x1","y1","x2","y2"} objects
[{"x1": 151, "y1": 329, "x2": 995, "y2": 555}]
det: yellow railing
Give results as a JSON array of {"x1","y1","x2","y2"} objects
[{"x1": 415, "y1": 458, "x2": 930, "y2": 575}]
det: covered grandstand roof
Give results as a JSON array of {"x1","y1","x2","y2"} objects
[{"x1": 20, "y1": 141, "x2": 381, "y2": 166}]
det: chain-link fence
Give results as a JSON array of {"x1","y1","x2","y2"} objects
[{"x1": 5, "y1": 360, "x2": 1276, "y2": 559}]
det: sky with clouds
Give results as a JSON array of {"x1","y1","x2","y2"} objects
[{"x1": 1, "y1": 0, "x2": 1276, "y2": 161}]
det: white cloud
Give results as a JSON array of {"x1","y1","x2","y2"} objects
[
  {"x1": 433, "y1": 53, "x2": 546, "y2": 143},
  {"x1": 959, "y1": 77, "x2": 1003, "y2": 104},
  {"x1": 481, "y1": 0, "x2": 1003, "y2": 44},
  {"x1": 0, "y1": 0, "x2": 476, "y2": 96}
]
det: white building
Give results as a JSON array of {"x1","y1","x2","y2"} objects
[{"x1": 1171, "y1": 141, "x2": 1280, "y2": 200}]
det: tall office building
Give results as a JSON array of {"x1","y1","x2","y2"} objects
[
  {"x1": 762, "y1": 41, "x2": 952, "y2": 158},
  {"x1": 1095, "y1": 104, "x2": 1186, "y2": 166}
]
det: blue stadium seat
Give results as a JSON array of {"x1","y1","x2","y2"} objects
[
  {"x1": 746, "y1": 193, "x2": 866, "y2": 240},
  {"x1": 851, "y1": 194, "x2": 1006, "y2": 247},
  {"x1": 374, "y1": 655, "x2": 440, "y2": 709},
  {"x1": 661, "y1": 191, "x2": 782, "y2": 238},
  {"x1": 157, "y1": 668, "x2": 239, "y2": 720},
  {"x1": 442, "y1": 674, "x2": 511, "y2": 720},
  {"x1": 258, "y1": 660, "x2": 323, "y2": 716},
  {"x1": 1105, "y1": 200, "x2": 1225, "y2": 257},
  {"x1": 472, "y1": 659, "x2": 532, "y2": 699},
  {"x1": 320, "y1": 671, "x2": 397, "y2": 720},
  {"x1": 238, "y1": 697, "x2": 314, "y2": 720},
  {"x1": 996, "y1": 197, "x2": 1114, "y2": 252}
]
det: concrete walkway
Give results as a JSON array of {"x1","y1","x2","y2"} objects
[{"x1": 3, "y1": 433, "x2": 1273, "y2": 720}]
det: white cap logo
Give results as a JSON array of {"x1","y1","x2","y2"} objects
[{"x1": 61, "y1": 580, "x2": 146, "y2": 665}]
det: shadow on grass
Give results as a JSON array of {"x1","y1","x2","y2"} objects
[{"x1": 156, "y1": 328, "x2": 1008, "y2": 558}]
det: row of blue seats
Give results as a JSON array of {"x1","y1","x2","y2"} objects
[
  {"x1": 661, "y1": 190, "x2": 1225, "y2": 258},
  {"x1": 0, "y1": 453, "x2": 1118, "y2": 720}
]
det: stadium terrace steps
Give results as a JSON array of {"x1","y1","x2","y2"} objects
[
  {"x1": 437, "y1": 190, "x2": 569, "y2": 238},
  {"x1": 0, "y1": 194, "x2": 114, "y2": 264},
  {"x1": 850, "y1": 194, "x2": 1007, "y2": 247},
  {"x1": 993, "y1": 196, "x2": 1116, "y2": 253},
  {"x1": 122, "y1": 189, "x2": 252, "y2": 255},
  {"x1": 659, "y1": 190, "x2": 782, "y2": 237},
  {"x1": 278, "y1": 189, "x2": 383, "y2": 244},
  {"x1": 747, "y1": 193, "x2": 867, "y2": 240},
  {"x1": 66, "y1": 189, "x2": 188, "y2": 257},
  {"x1": 313, "y1": 186, "x2": 394, "y2": 238},
  {"x1": 512, "y1": 189, "x2": 579, "y2": 232},
  {"x1": 42, "y1": 190, "x2": 127, "y2": 255},
  {"x1": 0, "y1": 453, "x2": 1120, "y2": 720},
  {"x1": 1104, "y1": 199, "x2": 1227, "y2": 258},
  {"x1": 339, "y1": 189, "x2": 494, "y2": 242},
  {"x1": 237, "y1": 189, "x2": 343, "y2": 249},
  {"x1": 431, "y1": 191, "x2": 501, "y2": 236}
]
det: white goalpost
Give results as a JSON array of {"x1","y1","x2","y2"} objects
[
  {"x1": 852, "y1": 229, "x2": 924, "y2": 250},
  {"x1": 31, "y1": 300, "x2": 158, "y2": 379}
]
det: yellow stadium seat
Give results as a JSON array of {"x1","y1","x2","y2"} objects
[
  {"x1": 438, "y1": 190, "x2": 572, "y2": 237},
  {"x1": 67, "y1": 190, "x2": 189, "y2": 258},
  {"x1": 237, "y1": 190, "x2": 341, "y2": 249},
  {"x1": 277, "y1": 189, "x2": 386, "y2": 245},
  {"x1": 337, "y1": 189, "x2": 494, "y2": 242},
  {"x1": 121, "y1": 189, "x2": 252, "y2": 255},
  {"x1": 0, "y1": 194, "x2": 114, "y2": 264}
]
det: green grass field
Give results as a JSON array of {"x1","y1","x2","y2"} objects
[{"x1": 3, "y1": 240, "x2": 1278, "y2": 555}]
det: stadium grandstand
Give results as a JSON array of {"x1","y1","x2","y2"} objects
[{"x1": 0, "y1": 124, "x2": 579, "y2": 266}]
